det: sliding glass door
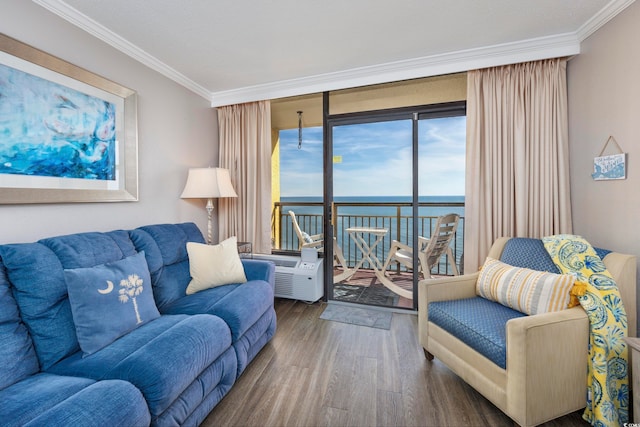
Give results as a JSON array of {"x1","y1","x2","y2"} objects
[
  {"x1": 329, "y1": 117, "x2": 414, "y2": 308},
  {"x1": 324, "y1": 102, "x2": 466, "y2": 310}
]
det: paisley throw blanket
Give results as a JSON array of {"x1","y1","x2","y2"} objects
[{"x1": 542, "y1": 234, "x2": 628, "y2": 426}]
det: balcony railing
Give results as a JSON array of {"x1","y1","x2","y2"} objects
[{"x1": 273, "y1": 201, "x2": 464, "y2": 276}]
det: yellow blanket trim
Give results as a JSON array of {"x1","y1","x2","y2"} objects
[{"x1": 568, "y1": 281, "x2": 587, "y2": 308}]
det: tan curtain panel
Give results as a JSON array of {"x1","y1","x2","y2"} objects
[
  {"x1": 464, "y1": 58, "x2": 572, "y2": 272},
  {"x1": 217, "y1": 100, "x2": 272, "y2": 253}
]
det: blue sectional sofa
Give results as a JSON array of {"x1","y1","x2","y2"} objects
[{"x1": 0, "y1": 222, "x2": 276, "y2": 427}]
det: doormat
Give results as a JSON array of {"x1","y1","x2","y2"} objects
[
  {"x1": 332, "y1": 283, "x2": 398, "y2": 306},
  {"x1": 319, "y1": 304, "x2": 392, "y2": 330}
]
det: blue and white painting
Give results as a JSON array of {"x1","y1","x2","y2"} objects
[{"x1": 0, "y1": 63, "x2": 116, "y2": 181}]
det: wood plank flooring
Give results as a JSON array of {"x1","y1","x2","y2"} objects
[{"x1": 201, "y1": 299, "x2": 586, "y2": 427}]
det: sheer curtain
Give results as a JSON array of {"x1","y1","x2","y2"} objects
[
  {"x1": 217, "y1": 100, "x2": 272, "y2": 253},
  {"x1": 464, "y1": 58, "x2": 573, "y2": 272}
]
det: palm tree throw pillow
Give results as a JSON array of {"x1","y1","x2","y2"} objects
[{"x1": 64, "y1": 251, "x2": 160, "y2": 355}]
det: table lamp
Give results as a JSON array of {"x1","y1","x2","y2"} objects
[{"x1": 181, "y1": 167, "x2": 237, "y2": 244}]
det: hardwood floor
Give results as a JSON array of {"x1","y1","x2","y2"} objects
[{"x1": 202, "y1": 299, "x2": 587, "y2": 427}]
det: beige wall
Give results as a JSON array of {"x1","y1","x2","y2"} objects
[
  {"x1": 568, "y1": 1, "x2": 640, "y2": 254},
  {"x1": 0, "y1": 0, "x2": 218, "y2": 243},
  {"x1": 568, "y1": 0, "x2": 640, "y2": 323}
]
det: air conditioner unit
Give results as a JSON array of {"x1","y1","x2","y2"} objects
[{"x1": 252, "y1": 251, "x2": 324, "y2": 302}]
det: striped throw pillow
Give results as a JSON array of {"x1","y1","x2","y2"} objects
[{"x1": 476, "y1": 257, "x2": 576, "y2": 315}]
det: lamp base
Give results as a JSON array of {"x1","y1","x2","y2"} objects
[{"x1": 206, "y1": 198, "x2": 214, "y2": 244}]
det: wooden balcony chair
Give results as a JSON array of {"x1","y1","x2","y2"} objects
[
  {"x1": 382, "y1": 213, "x2": 460, "y2": 282},
  {"x1": 288, "y1": 211, "x2": 349, "y2": 272}
]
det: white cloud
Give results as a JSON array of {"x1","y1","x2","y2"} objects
[{"x1": 279, "y1": 116, "x2": 466, "y2": 198}]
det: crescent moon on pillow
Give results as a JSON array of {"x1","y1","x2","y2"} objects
[{"x1": 98, "y1": 280, "x2": 114, "y2": 294}]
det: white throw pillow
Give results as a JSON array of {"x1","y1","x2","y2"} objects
[{"x1": 185, "y1": 237, "x2": 247, "y2": 295}]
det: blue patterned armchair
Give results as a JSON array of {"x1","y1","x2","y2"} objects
[{"x1": 418, "y1": 237, "x2": 637, "y2": 427}]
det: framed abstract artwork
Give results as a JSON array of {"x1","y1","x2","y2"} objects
[{"x1": 0, "y1": 33, "x2": 138, "y2": 203}]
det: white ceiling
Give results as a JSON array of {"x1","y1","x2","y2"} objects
[{"x1": 34, "y1": 0, "x2": 635, "y2": 107}]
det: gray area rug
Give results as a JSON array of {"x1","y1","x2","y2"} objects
[{"x1": 319, "y1": 304, "x2": 392, "y2": 330}]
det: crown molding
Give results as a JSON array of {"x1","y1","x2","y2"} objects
[
  {"x1": 32, "y1": 0, "x2": 211, "y2": 100},
  {"x1": 210, "y1": 33, "x2": 580, "y2": 107},
  {"x1": 34, "y1": 0, "x2": 634, "y2": 108},
  {"x1": 576, "y1": 0, "x2": 636, "y2": 41}
]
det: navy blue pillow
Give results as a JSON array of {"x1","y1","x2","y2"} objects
[{"x1": 64, "y1": 251, "x2": 160, "y2": 355}]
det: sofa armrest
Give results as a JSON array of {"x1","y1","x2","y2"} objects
[
  {"x1": 418, "y1": 273, "x2": 479, "y2": 350},
  {"x1": 505, "y1": 306, "x2": 589, "y2": 426},
  {"x1": 241, "y1": 259, "x2": 276, "y2": 290},
  {"x1": 419, "y1": 273, "x2": 479, "y2": 303}
]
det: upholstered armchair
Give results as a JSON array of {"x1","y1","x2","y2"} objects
[{"x1": 418, "y1": 237, "x2": 637, "y2": 427}]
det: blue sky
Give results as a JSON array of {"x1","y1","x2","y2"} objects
[{"x1": 279, "y1": 116, "x2": 466, "y2": 198}]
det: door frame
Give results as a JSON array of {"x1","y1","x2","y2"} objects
[{"x1": 322, "y1": 93, "x2": 466, "y2": 310}]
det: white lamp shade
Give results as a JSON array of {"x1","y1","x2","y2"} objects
[{"x1": 180, "y1": 168, "x2": 238, "y2": 199}]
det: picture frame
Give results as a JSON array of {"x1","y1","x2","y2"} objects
[
  {"x1": 592, "y1": 153, "x2": 626, "y2": 180},
  {"x1": 0, "y1": 33, "x2": 138, "y2": 204},
  {"x1": 591, "y1": 136, "x2": 627, "y2": 181}
]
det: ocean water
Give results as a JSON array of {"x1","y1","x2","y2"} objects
[{"x1": 279, "y1": 195, "x2": 465, "y2": 272}]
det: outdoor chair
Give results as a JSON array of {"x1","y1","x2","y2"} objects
[
  {"x1": 289, "y1": 210, "x2": 323, "y2": 251},
  {"x1": 382, "y1": 213, "x2": 460, "y2": 281},
  {"x1": 288, "y1": 211, "x2": 349, "y2": 275}
]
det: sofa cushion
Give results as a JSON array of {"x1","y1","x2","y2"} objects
[
  {"x1": 22, "y1": 379, "x2": 150, "y2": 427},
  {"x1": 0, "y1": 231, "x2": 138, "y2": 369},
  {"x1": 500, "y1": 238, "x2": 561, "y2": 272},
  {"x1": 138, "y1": 223, "x2": 204, "y2": 266},
  {"x1": 0, "y1": 242, "x2": 80, "y2": 370},
  {"x1": 476, "y1": 257, "x2": 576, "y2": 315},
  {"x1": 0, "y1": 262, "x2": 39, "y2": 391},
  {"x1": 0, "y1": 373, "x2": 150, "y2": 427},
  {"x1": 500, "y1": 237, "x2": 612, "y2": 272},
  {"x1": 162, "y1": 280, "x2": 274, "y2": 342},
  {"x1": 186, "y1": 238, "x2": 247, "y2": 295},
  {"x1": 47, "y1": 313, "x2": 233, "y2": 420},
  {"x1": 428, "y1": 297, "x2": 525, "y2": 369},
  {"x1": 64, "y1": 251, "x2": 161, "y2": 355},
  {"x1": 42, "y1": 230, "x2": 137, "y2": 269},
  {"x1": 129, "y1": 223, "x2": 206, "y2": 309}
]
